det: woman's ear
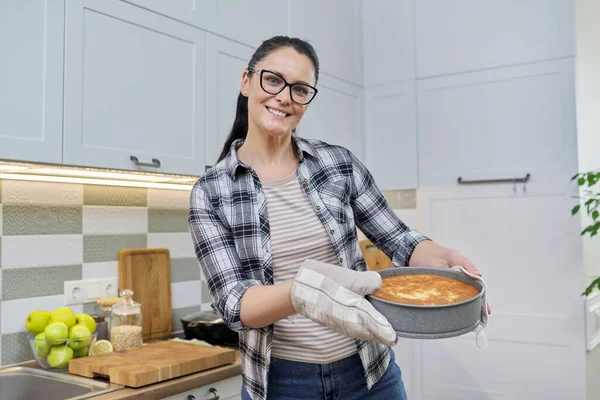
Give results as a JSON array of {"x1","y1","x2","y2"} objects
[{"x1": 240, "y1": 70, "x2": 250, "y2": 97}]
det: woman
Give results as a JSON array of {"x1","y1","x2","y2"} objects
[{"x1": 189, "y1": 36, "x2": 485, "y2": 400}]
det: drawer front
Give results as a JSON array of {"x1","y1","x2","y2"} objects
[{"x1": 161, "y1": 375, "x2": 242, "y2": 400}]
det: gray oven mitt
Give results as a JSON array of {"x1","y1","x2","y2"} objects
[{"x1": 291, "y1": 259, "x2": 398, "y2": 347}]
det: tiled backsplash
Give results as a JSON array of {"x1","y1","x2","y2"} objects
[{"x1": 0, "y1": 180, "x2": 210, "y2": 366}]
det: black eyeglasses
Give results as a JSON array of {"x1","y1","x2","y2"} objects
[{"x1": 248, "y1": 69, "x2": 318, "y2": 105}]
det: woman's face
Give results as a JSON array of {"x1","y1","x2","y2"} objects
[{"x1": 241, "y1": 47, "x2": 316, "y2": 139}]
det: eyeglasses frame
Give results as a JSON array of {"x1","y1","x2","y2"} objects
[{"x1": 247, "y1": 68, "x2": 318, "y2": 105}]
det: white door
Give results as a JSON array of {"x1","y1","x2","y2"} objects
[
  {"x1": 205, "y1": 35, "x2": 254, "y2": 168},
  {"x1": 410, "y1": 186, "x2": 587, "y2": 399},
  {"x1": 0, "y1": 0, "x2": 64, "y2": 164},
  {"x1": 63, "y1": 0, "x2": 207, "y2": 175},
  {"x1": 122, "y1": 0, "x2": 208, "y2": 29}
]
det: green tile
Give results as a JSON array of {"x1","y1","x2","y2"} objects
[
  {"x1": 84, "y1": 185, "x2": 147, "y2": 207},
  {"x1": 30, "y1": 267, "x2": 57, "y2": 298},
  {"x1": 83, "y1": 234, "x2": 147, "y2": 262},
  {"x1": 1, "y1": 332, "x2": 33, "y2": 365},
  {"x1": 201, "y1": 280, "x2": 212, "y2": 303},
  {"x1": 3, "y1": 205, "x2": 82, "y2": 235},
  {"x1": 56, "y1": 265, "x2": 82, "y2": 291},
  {"x1": 148, "y1": 209, "x2": 189, "y2": 233},
  {"x1": 171, "y1": 305, "x2": 201, "y2": 333},
  {"x1": 2, "y1": 269, "x2": 30, "y2": 300},
  {"x1": 171, "y1": 258, "x2": 201, "y2": 282}
]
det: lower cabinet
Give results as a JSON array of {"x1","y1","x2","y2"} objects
[{"x1": 160, "y1": 375, "x2": 243, "y2": 400}]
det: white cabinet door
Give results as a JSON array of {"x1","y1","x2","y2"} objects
[
  {"x1": 364, "y1": 82, "x2": 417, "y2": 190},
  {"x1": 417, "y1": 59, "x2": 578, "y2": 193},
  {"x1": 415, "y1": 0, "x2": 575, "y2": 78},
  {"x1": 206, "y1": 1, "x2": 289, "y2": 48},
  {"x1": 0, "y1": 0, "x2": 64, "y2": 164},
  {"x1": 362, "y1": 0, "x2": 415, "y2": 85},
  {"x1": 122, "y1": 0, "x2": 208, "y2": 29},
  {"x1": 205, "y1": 35, "x2": 254, "y2": 168},
  {"x1": 412, "y1": 188, "x2": 586, "y2": 400},
  {"x1": 290, "y1": 0, "x2": 362, "y2": 85},
  {"x1": 297, "y1": 76, "x2": 364, "y2": 161},
  {"x1": 160, "y1": 375, "x2": 242, "y2": 400},
  {"x1": 63, "y1": 0, "x2": 207, "y2": 175}
]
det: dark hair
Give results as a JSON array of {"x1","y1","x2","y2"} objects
[{"x1": 216, "y1": 36, "x2": 320, "y2": 163}]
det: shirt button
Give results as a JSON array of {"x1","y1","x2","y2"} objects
[
  {"x1": 316, "y1": 206, "x2": 321, "y2": 211},
  {"x1": 330, "y1": 229, "x2": 335, "y2": 235},
  {"x1": 339, "y1": 258, "x2": 344, "y2": 264},
  {"x1": 303, "y1": 178, "x2": 308, "y2": 183}
]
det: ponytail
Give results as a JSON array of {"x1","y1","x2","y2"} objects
[{"x1": 217, "y1": 93, "x2": 249, "y2": 163}]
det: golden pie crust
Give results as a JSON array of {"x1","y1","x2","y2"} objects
[{"x1": 371, "y1": 274, "x2": 479, "y2": 306}]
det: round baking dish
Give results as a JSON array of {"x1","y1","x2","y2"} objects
[{"x1": 366, "y1": 267, "x2": 484, "y2": 339}]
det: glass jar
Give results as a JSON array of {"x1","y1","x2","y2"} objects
[{"x1": 110, "y1": 289, "x2": 143, "y2": 351}]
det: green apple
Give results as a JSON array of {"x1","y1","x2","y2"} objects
[
  {"x1": 25, "y1": 310, "x2": 50, "y2": 334},
  {"x1": 32, "y1": 332, "x2": 51, "y2": 358},
  {"x1": 68, "y1": 325, "x2": 92, "y2": 350},
  {"x1": 75, "y1": 313, "x2": 96, "y2": 334},
  {"x1": 49, "y1": 307, "x2": 76, "y2": 328},
  {"x1": 46, "y1": 346, "x2": 74, "y2": 369},
  {"x1": 44, "y1": 322, "x2": 69, "y2": 345},
  {"x1": 72, "y1": 346, "x2": 89, "y2": 358}
]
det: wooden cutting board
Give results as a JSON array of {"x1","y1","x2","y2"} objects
[
  {"x1": 69, "y1": 341, "x2": 236, "y2": 387},
  {"x1": 118, "y1": 248, "x2": 172, "y2": 340}
]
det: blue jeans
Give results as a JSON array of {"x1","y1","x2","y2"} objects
[{"x1": 241, "y1": 350, "x2": 407, "y2": 400}]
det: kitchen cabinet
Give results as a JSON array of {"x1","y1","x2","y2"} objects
[
  {"x1": 161, "y1": 375, "x2": 242, "y2": 400},
  {"x1": 205, "y1": 35, "x2": 254, "y2": 168},
  {"x1": 415, "y1": 0, "x2": 575, "y2": 78},
  {"x1": 122, "y1": 0, "x2": 208, "y2": 30},
  {"x1": 63, "y1": 0, "x2": 207, "y2": 175},
  {"x1": 364, "y1": 81, "x2": 418, "y2": 190},
  {"x1": 290, "y1": 0, "x2": 362, "y2": 85},
  {"x1": 205, "y1": 1, "x2": 289, "y2": 48},
  {"x1": 296, "y1": 75, "x2": 364, "y2": 161},
  {"x1": 417, "y1": 58, "x2": 577, "y2": 193},
  {"x1": 0, "y1": 0, "x2": 64, "y2": 164}
]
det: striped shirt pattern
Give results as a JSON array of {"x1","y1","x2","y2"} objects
[{"x1": 263, "y1": 170, "x2": 358, "y2": 363}]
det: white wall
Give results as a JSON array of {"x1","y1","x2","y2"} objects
[{"x1": 575, "y1": 1, "x2": 600, "y2": 398}]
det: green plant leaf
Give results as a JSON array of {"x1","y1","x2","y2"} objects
[
  {"x1": 578, "y1": 177, "x2": 586, "y2": 186},
  {"x1": 572, "y1": 205, "x2": 581, "y2": 215},
  {"x1": 593, "y1": 210, "x2": 599, "y2": 220}
]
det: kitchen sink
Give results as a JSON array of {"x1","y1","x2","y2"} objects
[{"x1": 0, "y1": 366, "x2": 123, "y2": 400}]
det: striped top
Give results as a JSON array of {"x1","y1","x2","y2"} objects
[{"x1": 263, "y1": 169, "x2": 358, "y2": 364}]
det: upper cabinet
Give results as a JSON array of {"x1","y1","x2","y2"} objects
[
  {"x1": 297, "y1": 76, "x2": 364, "y2": 161},
  {"x1": 417, "y1": 59, "x2": 578, "y2": 191},
  {"x1": 206, "y1": 1, "x2": 289, "y2": 48},
  {"x1": 415, "y1": 0, "x2": 575, "y2": 78},
  {"x1": 205, "y1": 35, "x2": 254, "y2": 168},
  {"x1": 63, "y1": 0, "x2": 207, "y2": 175},
  {"x1": 0, "y1": 0, "x2": 64, "y2": 164},
  {"x1": 290, "y1": 0, "x2": 362, "y2": 85},
  {"x1": 121, "y1": 0, "x2": 208, "y2": 29}
]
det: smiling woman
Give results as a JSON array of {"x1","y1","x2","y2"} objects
[{"x1": 189, "y1": 35, "x2": 482, "y2": 400}]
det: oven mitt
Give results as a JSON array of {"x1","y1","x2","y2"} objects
[
  {"x1": 290, "y1": 259, "x2": 398, "y2": 347},
  {"x1": 450, "y1": 265, "x2": 489, "y2": 349}
]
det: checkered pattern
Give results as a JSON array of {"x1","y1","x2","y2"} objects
[
  {"x1": 188, "y1": 134, "x2": 429, "y2": 400},
  {"x1": 291, "y1": 260, "x2": 398, "y2": 346}
]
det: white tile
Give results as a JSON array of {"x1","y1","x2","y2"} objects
[
  {"x1": 83, "y1": 206, "x2": 148, "y2": 234},
  {"x1": 1, "y1": 296, "x2": 83, "y2": 334},
  {"x1": 147, "y1": 232, "x2": 195, "y2": 258},
  {"x1": 2, "y1": 180, "x2": 83, "y2": 205},
  {"x1": 171, "y1": 280, "x2": 202, "y2": 309},
  {"x1": 148, "y1": 189, "x2": 190, "y2": 209},
  {"x1": 2, "y1": 235, "x2": 83, "y2": 269},
  {"x1": 82, "y1": 262, "x2": 119, "y2": 279}
]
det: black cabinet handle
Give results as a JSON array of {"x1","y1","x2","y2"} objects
[
  {"x1": 130, "y1": 155, "x2": 161, "y2": 168},
  {"x1": 206, "y1": 388, "x2": 220, "y2": 400}
]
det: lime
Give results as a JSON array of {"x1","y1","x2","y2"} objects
[{"x1": 90, "y1": 339, "x2": 113, "y2": 356}]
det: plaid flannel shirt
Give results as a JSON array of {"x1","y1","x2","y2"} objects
[{"x1": 188, "y1": 134, "x2": 429, "y2": 400}]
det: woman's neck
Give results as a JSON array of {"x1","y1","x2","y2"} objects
[{"x1": 237, "y1": 129, "x2": 299, "y2": 181}]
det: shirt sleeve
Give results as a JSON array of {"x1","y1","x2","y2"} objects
[
  {"x1": 188, "y1": 182, "x2": 262, "y2": 331},
  {"x1": 348, "y1": 151, "x2": 430, "y2": 266}
]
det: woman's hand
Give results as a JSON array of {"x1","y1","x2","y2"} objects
[{"x1": 409, "y1": 240, "x2": 491, "y2": 314}]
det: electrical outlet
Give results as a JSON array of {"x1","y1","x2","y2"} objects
[{"x1": 64, "y1": 278, "x2": 119, "y2": 305}]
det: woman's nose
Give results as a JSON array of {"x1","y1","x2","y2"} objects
[{"x1": 275, "y1": 87, "x2": 291, "y2": 104}]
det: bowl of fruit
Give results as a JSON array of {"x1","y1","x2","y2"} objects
[{"x1": 25, "y1": 307, "x2": 100, "y2": 370}]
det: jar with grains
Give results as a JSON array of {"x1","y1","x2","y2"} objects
[{"x1": 110, "y1": 289, "x2": 143, "y2": 351}]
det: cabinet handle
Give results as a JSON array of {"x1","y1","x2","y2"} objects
[
  {"x1": 457, "y1": 173, "x2": 530, "y2": 185},
  {"x1": 205, "y1": 165, "x2": 213, "y2": 172},
  {"x1": 130, "y1": 155, "x2": 161, "y2": 168},
  {"x1": 187, "y1": 396, "x2": 195, "y2": 400},
  {"x1": 206, "y1": 388, "x2": 220, "y2": 400}
]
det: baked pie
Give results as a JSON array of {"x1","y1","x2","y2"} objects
[{"x1": 371, "y1": 274, "x2": 479, "y2": 306}]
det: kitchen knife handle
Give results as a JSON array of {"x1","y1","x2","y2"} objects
[{"x1": 130, "y1": 155, "x2": 161, "y2": 168}]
